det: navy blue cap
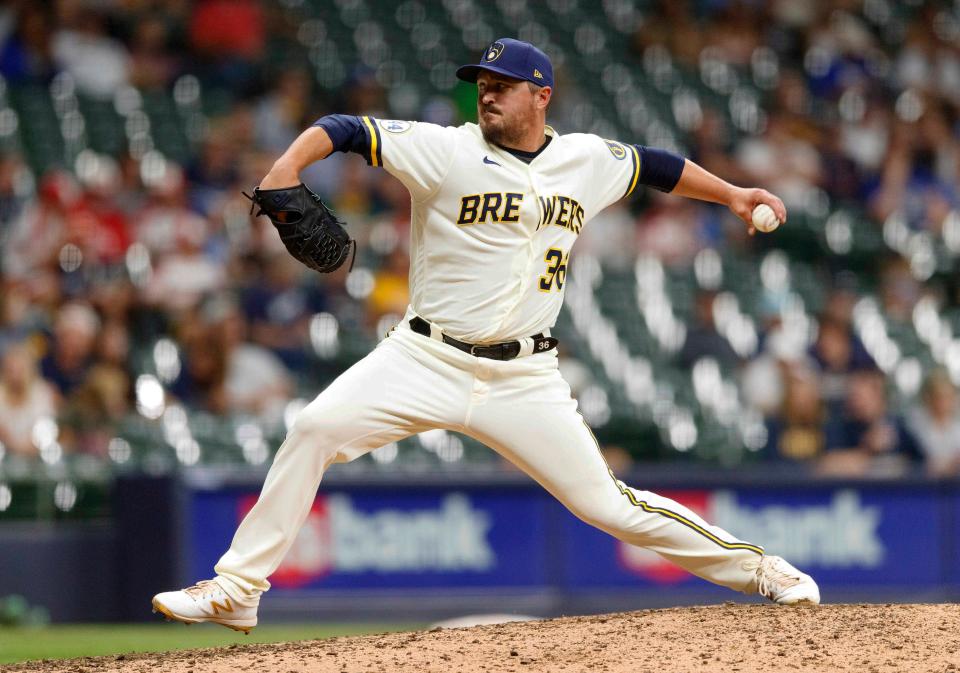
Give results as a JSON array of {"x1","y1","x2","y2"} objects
[{"x1": 456, "y1": 38, "x2": 554, "y2": 89}]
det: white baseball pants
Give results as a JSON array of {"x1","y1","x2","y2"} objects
[{"x1": 214, "y1": 311, "x2": 763, "y2": 598}]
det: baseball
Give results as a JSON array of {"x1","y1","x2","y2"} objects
[{"x1": 751, "y1": 203, "x2": 780, "y2": 233}]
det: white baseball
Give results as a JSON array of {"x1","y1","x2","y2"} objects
[{"x1": 751, "y1": 203, "x2": 780, "y2": 233}]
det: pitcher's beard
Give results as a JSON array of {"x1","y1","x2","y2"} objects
[{"x1": 480, "y1": 119, "x2": 524, "y2": 147}]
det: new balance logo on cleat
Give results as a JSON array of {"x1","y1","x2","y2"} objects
[
  {"x1": 152, "y1": 579, "x2": 258, "y2": 634},
  {"x1": 210, "y1": 598, "x2": 233, "y2": 615}
]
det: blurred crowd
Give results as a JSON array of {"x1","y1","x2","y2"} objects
[{"x1": 0, "y1": 0, "x2": 958, "y2": 479}]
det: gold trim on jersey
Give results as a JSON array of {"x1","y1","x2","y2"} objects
[
  {"x1": 362, "y1": 116, "x2": 381, "y2": 167},
  {"x1": 579, "y1": 416, "x2": 764, "y2": 556},
  {"x1": 625, "y1": 144, "x2": 641, "y2": 197}
]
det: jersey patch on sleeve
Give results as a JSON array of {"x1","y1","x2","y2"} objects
[
  {"x1": 604, "y1": 139, "x2": 627, "y2": 160},
  {"x1": 378, "y1": 119, "x2": 413, "y2": 134},
  {"x1": 361, "y1": 116, "x2": 383, "y2": 167}
]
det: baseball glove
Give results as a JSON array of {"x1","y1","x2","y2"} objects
[{"x1": 245, "y1": 184, "x2": 355, "y2": 274}]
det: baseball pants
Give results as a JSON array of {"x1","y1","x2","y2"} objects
[{"x1": 214, "y1": 310, "x2": 763, "y2": 598}]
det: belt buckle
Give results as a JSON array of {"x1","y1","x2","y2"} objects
[{"x1": 469, "y1": 344, "x2": 480, "y2": 357}]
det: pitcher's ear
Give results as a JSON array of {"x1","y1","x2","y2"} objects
[{"x1": 538, "y1": 85, "x2": 552, "y2": 110}]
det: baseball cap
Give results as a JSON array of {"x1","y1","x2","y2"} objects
[{"x1": 456, "y1": 38, "x2": 554, "y2": 89}]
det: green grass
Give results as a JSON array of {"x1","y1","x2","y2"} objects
[{"x1": 0, "y1": 622, "x2": 416, "y2": 665}]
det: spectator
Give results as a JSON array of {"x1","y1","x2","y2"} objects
[
  {"x1": 0, "y1": 152, "x2": 30, "y2": 234},
  {"x1": 87, "y1": 269, "x2": 137, "y2": 325},
  {"x1": 636, "y1": 191, "x2": 706, "y2": 269},
  {"x1": 143, "y1": 213, "x2": 225, "y2": 313},
  {"x1": 52, "y1": 7, "x2": 130, "y2": 99},
  {"x1": 702, "y1": 1, "x2": 761, "y2": 67},
  {"x1": 169, "y1": 321, "x2": 228, "y2": 415},
  {"x1": 810, "y1": 315, "x2": 873, "y2": 417},
  {"x1": 895, "y1": 8, "x2": 960, "y2": 105},
  {"x1": 869, "y1": 110, "x2": 958, "y2": 233},
  {"x1": 72, "y1": 155, "x2": 133, "y2": 266},
  {"x1": 742, "y1": 327, "x2": 818, "y2": 418},
  {"x1": 630, "y1": 0, "x2": 702, "y2": 68},
  {"x1": 0, "y1": 279, "x2": 45, "y2": 353},
  {"x1": 576, "y1": 202, "x2": 637, "y2": 269},
  {"x1": 253, "y1": 68, "x2": 313, "y2": 154},
  {"x1": 905, "y1": 370, "x2": 960, "y2": 477},
  {"x1": 128, "y1": 14, "x2": 179, "y2": 91},
  {"x1": 0, "y1": 4, "x2": 57, "y2": 85},
  {"x1": 820, "y1": 368, "x2": 922, "y2": 477},
  {"x1": 762, "y1": 367, "x2": 826, "y2": 463},
  {"x1": 2, "y1": 171, "x2": 79, "y2": 281},
  {"x1": 735, "y1": 113, "x2": 823, "y2": 212},
  {"x1": 208, "y1": 296, "x2": 293, "y2": 422},
  {"x1": 878, "y1": 257, "x2": 922, "y2": 325},
  {"x1": 0, "y1": 340, "x2": 58, "y2": 458},
  {"x1": 837, "y1": 98, "x2": 891, "y2": 198},
  {"x1": 690, "y1": 108, "x2": 755, "y2": 188},
  {"x1": 188, "y1": 0, "x2": 264, "y2": 91},
  {"x1": 367, "y1": 247, "x2": 410, "y2": 328},
  {"x1": 679, "y1": 290, "x2": 739, "y2": 371},
  {"x1": 136, "y1": 161, "x2": 207, "y2": 256},
  {"x1": 60, "y1": 320, "x2": 131, "y2": 456},
  {"x1": 241, "y1": 251, "x2": 326, "y2": 370},
  {"x1": 187, "y1": 126, "x2": 242, "y2": 216},
  {"x1": 40, "y1": 302, "x2": 99, "y2": 398}
]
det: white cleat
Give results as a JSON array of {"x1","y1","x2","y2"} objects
[
  {"x1": 152, "y1": 579, "x2": 258, "y2": 634},
  {"x1": 745, "y1": 555, "x2": 821, "y2": 605}
]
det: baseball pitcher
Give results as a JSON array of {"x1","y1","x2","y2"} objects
[{"x1": 153, "y1": 38, "x2": 819, "y2": 633}]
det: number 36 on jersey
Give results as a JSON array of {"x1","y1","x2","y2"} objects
[{"x1": 539, "y1": 248, "x2": 568, "y2": 292}]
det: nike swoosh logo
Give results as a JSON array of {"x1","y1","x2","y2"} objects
[{"x1": 483, "y1": 156, "x2": 501, "y2": 167}]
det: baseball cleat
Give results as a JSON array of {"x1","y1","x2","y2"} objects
[
  {"x1": 151, "y1": 579, "x2": 258, "y2": 634},
  {"x1": 745, "y1": 555, "x2": 821, "y2": 605}
]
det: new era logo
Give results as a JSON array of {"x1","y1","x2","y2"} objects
[{"x1": 534, "y1": 69, "x2": 543, "y2": 79}]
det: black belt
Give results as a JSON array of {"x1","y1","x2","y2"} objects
[{"x1": 409, "y1": 317, "x2": 558, "y2": 361}]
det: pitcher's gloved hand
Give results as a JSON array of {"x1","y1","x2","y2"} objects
[{"x1": 245, "y1": 183, "x2": 355, "y2": 274}]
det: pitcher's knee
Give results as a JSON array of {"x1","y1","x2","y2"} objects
[
  {"x1": 283, "y1": 406, "x2": 348, "y2": 455},
  {"x1": 571, "y1": 500, "x2": 634, "y2": 534}
]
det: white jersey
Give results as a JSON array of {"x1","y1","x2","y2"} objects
[
  {"x1": 207, "y1": 116, "x2": 780, "y2": 611},
  {"x1": 360, "y1": 116, "x2": 642, "y2": 343}
]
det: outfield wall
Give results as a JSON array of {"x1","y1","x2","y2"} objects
[
  {"x1": 179, "y1": 468, "x2": 958, "y2": 621},
  {"x1": 2, "y1": 468, "x2": 957, "y2": 622}
]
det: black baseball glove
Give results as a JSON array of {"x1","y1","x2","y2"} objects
[{"x1": 245, "y1": 183, "x2": 355, "y2": 274}]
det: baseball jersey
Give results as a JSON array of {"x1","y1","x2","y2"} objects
[{"x1": 358, "y1": 117, "x2": 642, "y2": 343}]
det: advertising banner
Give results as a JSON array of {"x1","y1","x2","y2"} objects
[
  {"x1": 188, "y1": 487, "x2": 552, "y2": 589},
  {"x1": 560, "y1": 488, "x2": 943, "y2": 589},
  {"x1": 184, "y1": 482, "x2": 949, "y2": 597}
]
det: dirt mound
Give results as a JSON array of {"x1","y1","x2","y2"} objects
[{"x1": 6, "y1": 603, "x2": 959, "y2": 673}]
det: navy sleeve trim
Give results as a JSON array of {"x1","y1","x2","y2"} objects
[
  {"x1": 636, "y1": 145, "x2": 685, "y2": 193},
  {"x1": 313, "y1": 114, "x2": 381, "y2": 166}
]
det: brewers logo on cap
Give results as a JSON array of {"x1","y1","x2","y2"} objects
[
  {"x1": 455, "y1": 37, "x2": 554, "y2": 88},
  {"x1": 485, "y1": 41, "x2": 504, "y2": 62}
]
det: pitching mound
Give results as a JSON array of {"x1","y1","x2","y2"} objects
[{"x1": 5, "y1": 603, "x2": 959, "y2": 673}]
